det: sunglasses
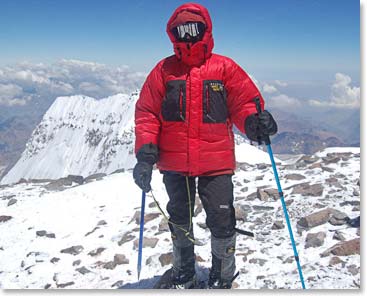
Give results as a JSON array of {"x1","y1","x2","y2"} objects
[{"x1": 171, "y1": 22, "x2": 206, "y2": 43}]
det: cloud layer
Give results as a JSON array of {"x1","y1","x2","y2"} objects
[
  {"x1": 309, "y1": 73, "x2": 360, "y2": 109},
  {"x1": 0, "y1": 59, "x2": 146, "y2": 106},
  {"x1": 0, "y1": 60, "x2": 359, "y2": 113},
  {"x1": 261, "y1": 73, "x2": 360, "y2": 111}
]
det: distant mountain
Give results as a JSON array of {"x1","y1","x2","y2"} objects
[
  {"x1": 271, "y1": 132, "x2": 346, "y2": 154},
  {"x1": 0, "y1": 115, "x2": 40, "y2": 180},
  {"x1": 1, "y1": 92, "x2": 138, "y2": 184},
  {"x1": 268, "y1": 108, "x2": 358, "y2": 154}
]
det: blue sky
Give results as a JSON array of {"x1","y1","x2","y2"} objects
[{"x1": 0, "y1": 0, "x2": 360, "y2": 82}]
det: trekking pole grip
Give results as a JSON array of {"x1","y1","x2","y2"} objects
[{"x1": 254, "y1": 97, "x2": 271, "y2": 145}]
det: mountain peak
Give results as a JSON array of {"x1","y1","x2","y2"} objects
[{"x1": 1, "y1": 92, "x2": 138, "y2": 184}]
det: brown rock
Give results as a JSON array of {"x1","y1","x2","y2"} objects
[
  {"x1": 347, "y1": 264, "x2": 359, "y2": 276},
  {"x1": 320, "y1": 238, "x2": 360, "y2": 257},
  {"x1": 297, "y1": 208, "x2": 333, "y2": 228},
  {"x1": 159, "y1": 252, "x2": 173, "y2": 267},
  {"x1": 235, "y1": 207, "x2": 246, "y2": 221},
  {"x1": 7, "y1": 199, "x2": 17, "y2": 206},
  {"x1": 232, "y1": 282, "x2": 239, "y2": 289},
  {"x1": 131, "y1": 211, "x2": 160, "y2": 224},
  {"x1": 246, "y1": 192, "x2": 257, "y2": 201},
  {"x1": 133, "y1": 237, "x2": 159, "y2": 249},
  {"x1": 321, "y1": 165, "x2": 335, "y2": 172},
  {"x1": 297, "y1": 155, "x2": 319, "y2": 164},
  {"x1": 257, "y1": 188, "x2": 269, "y2": 201},
  {"x1": 285, "y1": 174, "x2": 306, "y2": 180},
  {"x1": 97, "y1": 220, "x2": 107, "y2": 226},
  {"x1": 291, "y1": 183, "x2": 323, "y2": 197},
  {"x1": 249, "y1": 258, "x2": 267, "y2": 266},
  {"x1": 305, "y1": 232, "x2": 326, "y2": 248},
  {"x1": 72, "y1": 260, "x2": 81, "y2": 266},
  {"x1": 114, "y1": 254, "x2": 129, "y2": 265},
  {"x1": 195, "y1": 255, "x2": 205, "y2": 262},
  {"x1": 50, "y1": 257, "x2": 60, "y2": 264},
  {"x1": 76, "y1": 266, "x2": 91, "y2": 274},
  {"x1": 56, "y1": 281, "x2": 75, "y2": 288},
  {"x1": 85, "y1": 226, "x2": 99, "y2": 237},
  {"x1": 145, "y1": 213, "x2": 160, "y2": 223},
  {"x1": 88, "y1": 247, "x2": 106, "y2": 257},
  {"x1": 332, "y1": 231, "x2": 346, "y2": 241},
  {"x1": 329, "y1": 256, "x2": 344, "y2": 266},
  {"x1": 36, "y1": 230, "x2": 47, "y2": 237},
  {"x1": 0, "y1": 215, "x2": 12, "y2": 223},
  {"x1": 111, "y1": 280, "x2": 124, "y2": 288},
  {"x1": 158, "y1": 219, "x2": 169, "y2": 232},
  {"x1": 264, "y1": 188, "x2": 279, "y2": 200},
  {"x1": 118, "y1": 232, "x2": 135, "y2": 246},
  {"x1": 103, "y1": 261, "x2": 117, "y2": 270},
  {"x1": 60, "y1": 245, "x2": 84, "y2": 255},
  {"x1": 271, "y1": 221, "x2": 285, "y2": 230},
  {"x1": 328, "y1": 210, "x2": 349, "y2": 226}
]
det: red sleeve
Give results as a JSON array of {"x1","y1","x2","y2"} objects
[
  {"x1": 224, "y1": 58, "x2": 265, "y2": 134},
  {"x1": 135, "y1": 61, "x2": 165, "y2": 154}
]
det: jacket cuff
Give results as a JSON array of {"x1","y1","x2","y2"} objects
[{"x1": 136, "y1": 143, "x2": 159, "y2": 165}]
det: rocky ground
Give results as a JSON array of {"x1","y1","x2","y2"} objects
[{"x1": 0, "y1": 147, "x2": 360, "y2": 289}]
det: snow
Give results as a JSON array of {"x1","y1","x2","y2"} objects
[
  {"x1": 315, "y1": 147, "x2": 360, "y2": 158},
  {"x1": 0, "y1": 147, "x2": 360, "y2": 289},
  {"x1": 235, "y1": 142, "x2": 282, "y2": 165}
]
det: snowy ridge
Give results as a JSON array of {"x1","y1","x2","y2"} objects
[
  {"x1": 1, "y1": 92, "x2": 139, "y2": 184},
  {"x1": 0, "y1": 147, "x2": 360, "y2": 289}
]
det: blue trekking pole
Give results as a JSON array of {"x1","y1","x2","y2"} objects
[
  {"x1": 137, "y1": 190, "x2": 146, "y2": 281},
  {"x1": 254, "y1": 98, "x2": 306, "y2": 289}
]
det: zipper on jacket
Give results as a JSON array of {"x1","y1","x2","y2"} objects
[
  {"x1": 205, "y1": 84, "x2": 216, "y2": 122},
  {"x1": 227, "y1": 119, "x2": 233, "y2": 142},
  {"x1": 179, "y1": 85, "x2": 185, "y2": 121}
]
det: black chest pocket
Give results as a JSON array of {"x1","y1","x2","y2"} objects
[
  {"x1": 203, "y1": 80, "x2": 228, "y2": 123},
  {"x1": 161, "y1": 80, "x2": 186, "y2": 122}
]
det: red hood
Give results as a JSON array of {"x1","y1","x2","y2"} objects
[{"x1": 166, "y1": 3, "x2": 214, "y2": 66}]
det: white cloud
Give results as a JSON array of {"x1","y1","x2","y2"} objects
[
  {"x1": 267, "y1": 94, "x2": 302, "y2": 109},
  {"x1": 0, "y1": 59, "x2": 147, "y2": 106},
  {"x1": 0, "y1": 83, "x2": 28, "y2": 106},
  {"x1": 263, "y1": 83, "x2": 278, "y2": 94},
  {"x1": 274, "y1": 80, "x2": 288, "y2": 87},
  {"x1": 308, "y1": 73, "x2": 360, "y2": 109}
]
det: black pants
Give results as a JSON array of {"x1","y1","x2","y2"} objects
[{"x1": 163, "y1": 173, "x2": 236, "y2": 238}]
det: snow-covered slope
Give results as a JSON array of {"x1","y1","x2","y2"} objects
[
  {"x1": 0, "y1": 147, "x2": 360, "y2": 289},
  {"x1": 1, "y1": 92, "x2": 138, "y2": 184}
]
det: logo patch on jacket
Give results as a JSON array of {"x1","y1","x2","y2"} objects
[{"x1": 209, "y1": 82, "x2": 224, "y2": 92}]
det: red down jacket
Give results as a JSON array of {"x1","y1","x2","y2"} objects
[{"x1": 135, "y1": 3, "x2": 264, "y2": 176}]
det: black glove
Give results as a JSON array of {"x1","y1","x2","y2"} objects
[
  {"x1": 133, "y1": 143, "x2": 159, "y2": 192},
  {"x1": 133, "y1": 162, "x2": 153, "y2": 192},
  {"x1": 245, "y1": 110, "x2": 278, "y2": 142}
]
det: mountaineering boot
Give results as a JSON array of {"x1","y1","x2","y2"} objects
[
  {"x1": 346, "y1": 216, "x2": 360, "y2": 228},
  {"x1": 170, "y1": 244, "x2": 196, "y2": 289},
  {"x1": 153, "y1": 267, "x2": 196, "y2": 289},
  {"x1": 153, "y1": 223, "x2": 196, "y2": 289},
  {"x1": 170, "y1": 223, "x2": 196, "y2": 289},
  {"x1": 208, "y1": 233, "x2": 236, "y2": 289}
]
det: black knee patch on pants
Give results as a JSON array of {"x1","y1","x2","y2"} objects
[{"x1": 198, "y1": 174, "x2": 236, "y2": 238}]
